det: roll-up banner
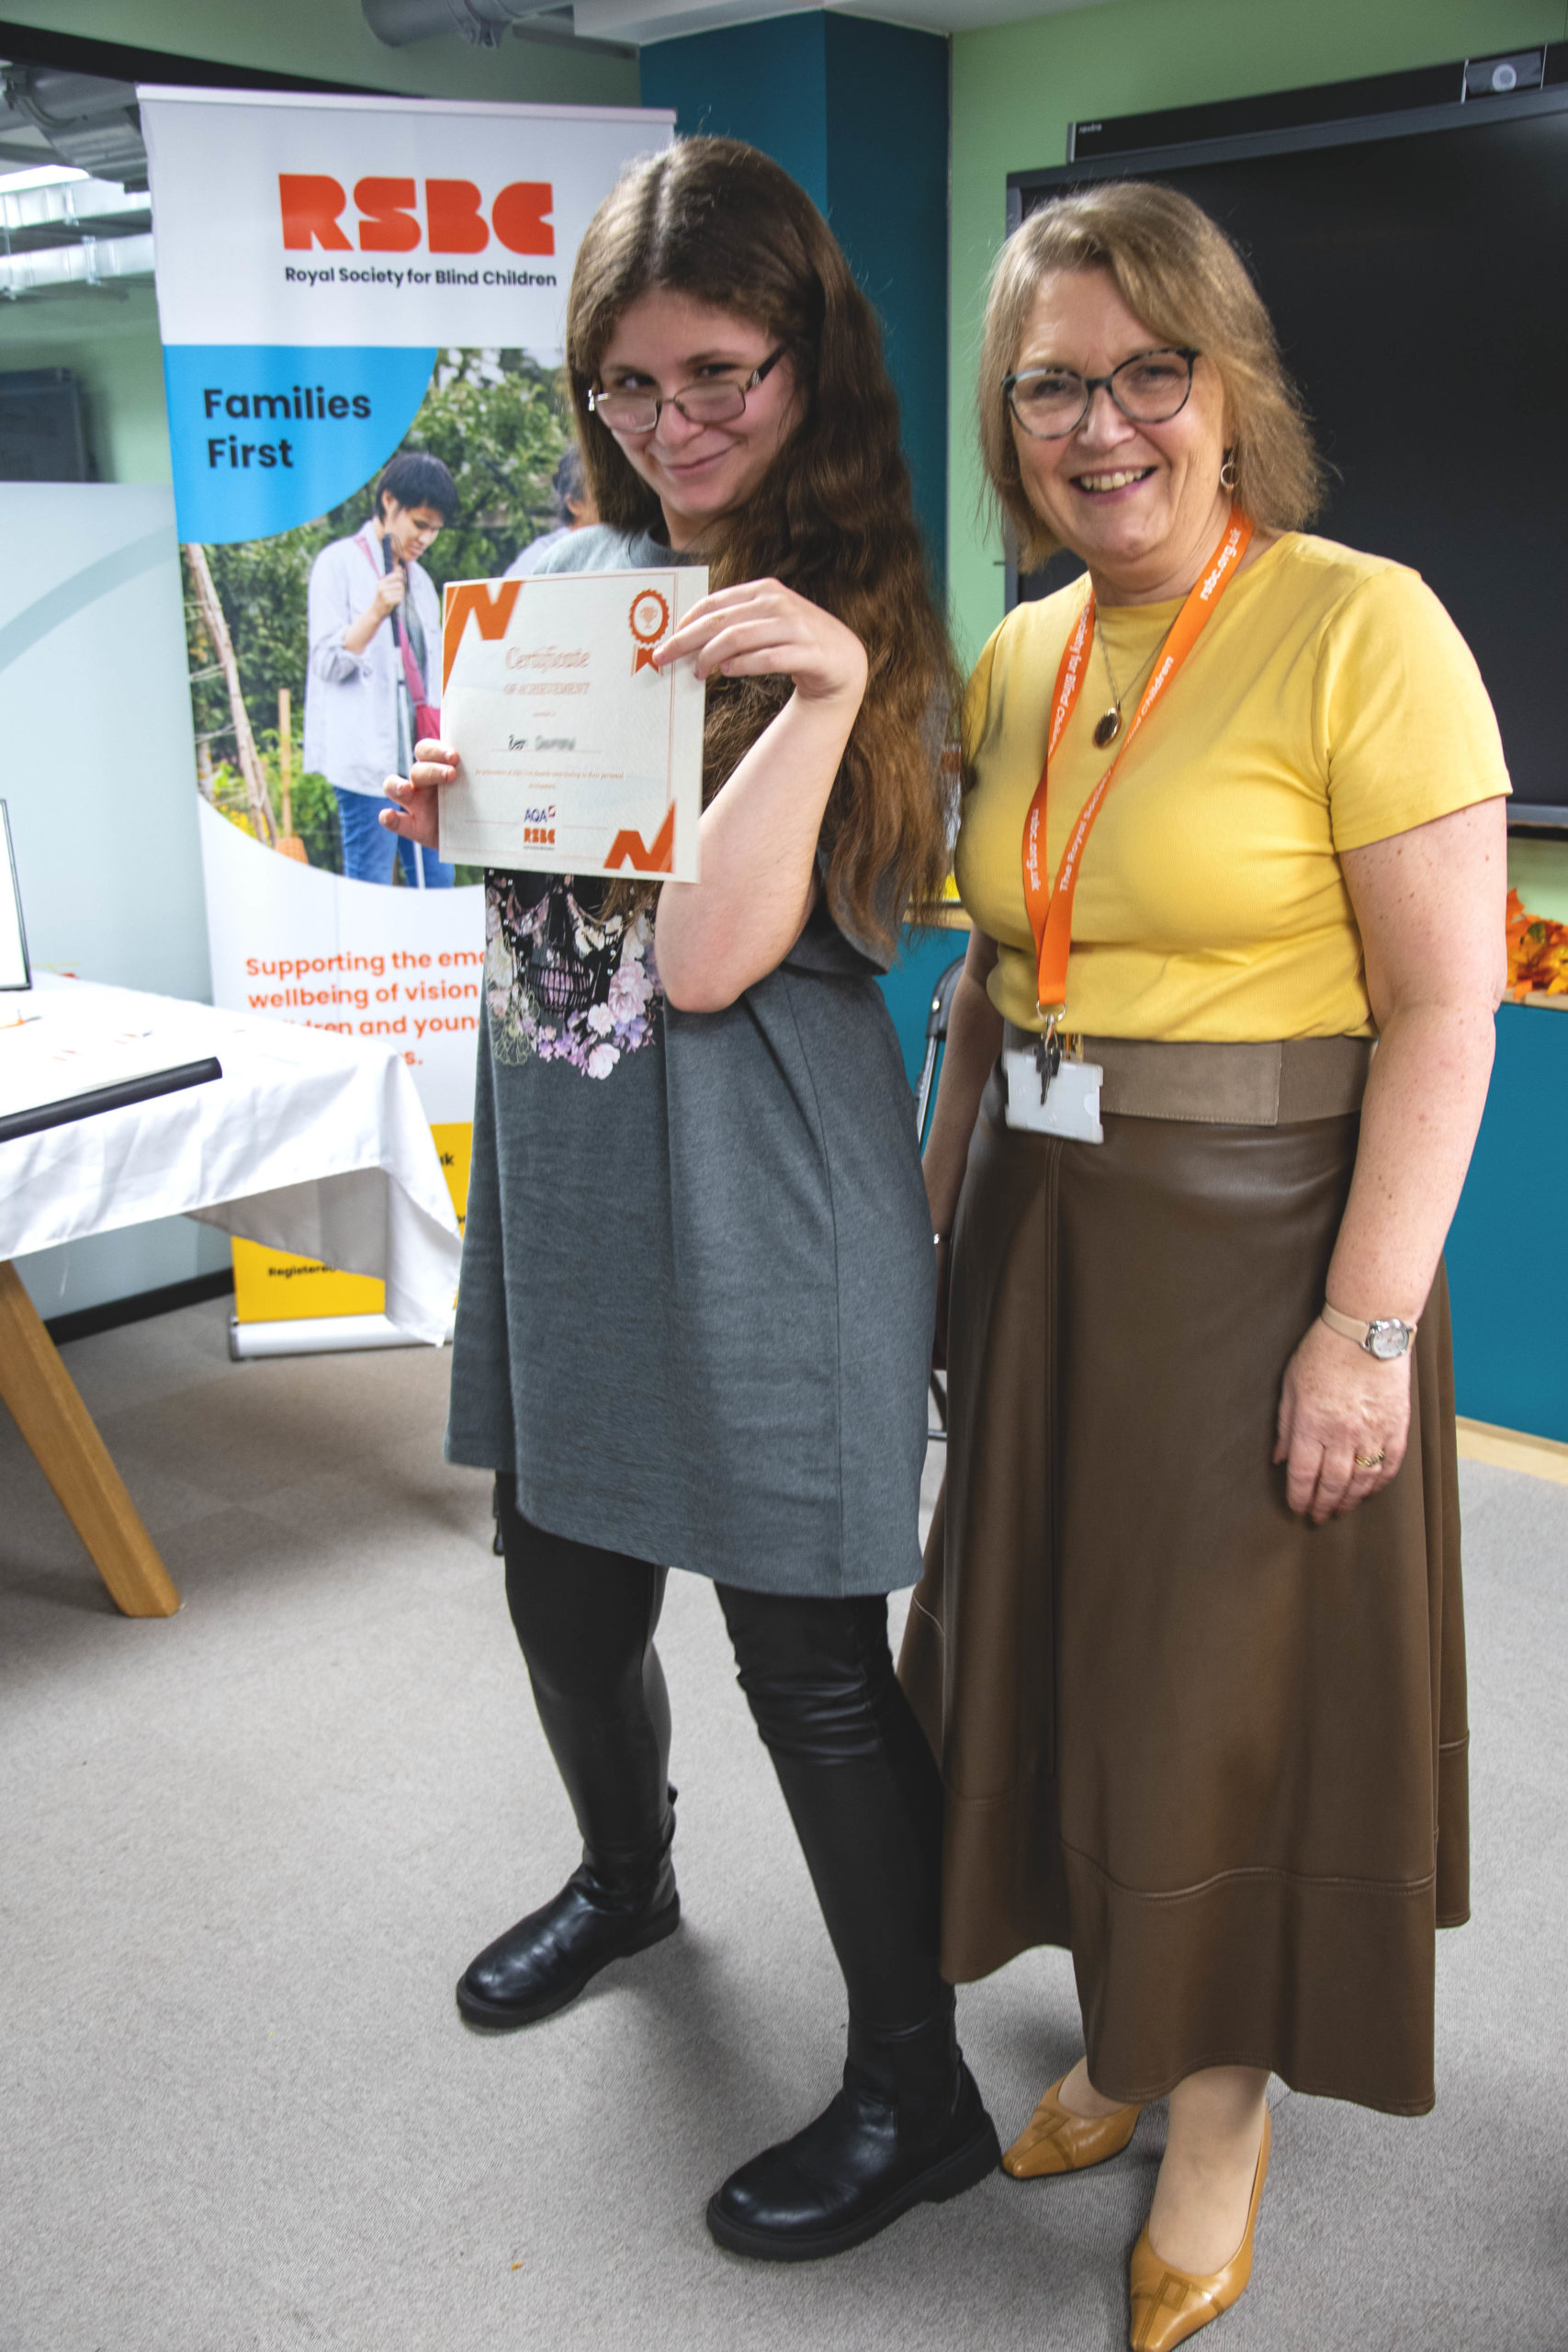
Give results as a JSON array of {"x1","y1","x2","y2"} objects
[{"x1": 139, "y1": 87, "x2": 672, "y2": 1348}]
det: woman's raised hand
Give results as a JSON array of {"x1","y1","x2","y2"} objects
[
  {"x1": 653, "y1": 580, "x2": 869, "y2": 711},
  {"x1": 1274, "y1": 1317, "x2": 1411, "y2": 1524},
  {"x1": 379, "y1": 738, "x2": 457, "y2": 850}
]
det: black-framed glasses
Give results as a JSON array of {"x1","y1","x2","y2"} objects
[
  {"x1": 588, "y1": 346, "x2": 788, "y2": 435},
  {"x1": 1004, "y1": 347, "x2": 1200, "y2": 440}
]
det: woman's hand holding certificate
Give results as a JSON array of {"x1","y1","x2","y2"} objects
[
  {"x1": 651, "y1": 576, "x2": 868, "y2": 706},
  {"x1": 652, "y1": 579, "x2": 870, "y2": 1013},
  {"x1": 380, "y1": 740, "x2": 459, "y2": 851}
]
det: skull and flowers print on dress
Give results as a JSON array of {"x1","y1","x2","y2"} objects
[{"x1": 484, "y1": 870, "x2": 661, "y2": 1080}]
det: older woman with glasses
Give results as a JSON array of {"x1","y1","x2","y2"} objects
[{"x1": 905, "y1": 181, "x2": 1508, "y2": 2347}]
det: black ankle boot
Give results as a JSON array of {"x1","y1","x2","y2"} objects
[
  {"x1": 705, "y1": 2000, "x2": 999, "y2": 2259},
  {"x1": 456, "y1": 1792, "x2": 679, "y2": 2029}
]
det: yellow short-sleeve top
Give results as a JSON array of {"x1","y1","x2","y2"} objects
[{"x1": 954, "y1": 533, "x2": 1511, "y2": 1042}]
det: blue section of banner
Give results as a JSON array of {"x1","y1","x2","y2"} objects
[{"x1": 164, "y1": 346, "x2": 438, "y2": 543}]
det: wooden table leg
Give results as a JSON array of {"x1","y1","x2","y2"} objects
[{"x1": 0, "y1": 1261, "x2": 181, "y2": 1617}]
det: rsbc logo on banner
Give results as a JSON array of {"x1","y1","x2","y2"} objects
[{"x1": 280, "y1": 174, "x2": 555, "y2": 257}]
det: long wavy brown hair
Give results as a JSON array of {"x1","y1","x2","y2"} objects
[{"x1": 566, "y1": 136, "x2": 954, "y2": 947}]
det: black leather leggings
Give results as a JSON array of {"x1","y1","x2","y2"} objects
[
  {"x1": 497, "y1": 1476, "x2": 946, "y2": 2031},
  {"x1": 497, "y1": 1475, "x2": 672, "y2": 1887}
]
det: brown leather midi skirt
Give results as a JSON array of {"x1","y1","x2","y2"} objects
[{"x1": 899, "y1": 1071, "x2": 1469, "y2": 2117}]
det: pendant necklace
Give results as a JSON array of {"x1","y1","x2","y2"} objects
[{"x1": 1093, "y1": 621, "x2": 1162, "y2": 752}]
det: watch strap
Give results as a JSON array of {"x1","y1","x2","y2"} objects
[{"x1": 1320, "y1": 1302, "x2": 1417, "y2": 1353}]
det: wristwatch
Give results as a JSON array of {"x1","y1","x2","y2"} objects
[{"x1": 1320, "y1": 1303, "x2": 1418, "y2": 1360}]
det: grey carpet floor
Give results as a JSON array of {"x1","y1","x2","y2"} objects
[{"x1": 2, "y1": 1297, "x2": 1564, "y2": 2352}]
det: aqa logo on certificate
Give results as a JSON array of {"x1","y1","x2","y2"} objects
[{"x1": 437, "y1": 568, "x2": 707, "y2": 883}]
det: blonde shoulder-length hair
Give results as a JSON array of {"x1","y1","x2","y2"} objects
[{"x1": 977, "y1": 180, "x2": 1325, "y2": 571}]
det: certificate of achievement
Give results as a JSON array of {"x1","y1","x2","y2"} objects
[{"x1": 437, "y1": 565, "x2": 708, "y2": 881}]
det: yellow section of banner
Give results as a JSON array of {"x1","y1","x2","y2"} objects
[
  {"x1": 231, "y1": 1120, "x2": 473, "y2": 1324},
  {"x1": 432, "y1": 1118, "x2": 473, "y2": 1231},
  {"x1": 230, "y1": 1243, "x2": 384, "y2": 1322}
]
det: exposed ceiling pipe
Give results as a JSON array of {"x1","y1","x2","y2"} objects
[
  {"x1": 361, "y1": 0, "x2": 567, "y2": 47},
  {"x1": 0, "y1": 228, "x2": 154, "y2": 300},
  {"x1": 0, "y1": 66, "x2": 146, "y2": 186},
  {"x1": 0, "y1": 175, "x2": 148, "y2": 239}
]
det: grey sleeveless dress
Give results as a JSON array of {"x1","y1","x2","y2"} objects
[{"x1": 445, "y1": 526, "x2": 934, "y2": 1597}]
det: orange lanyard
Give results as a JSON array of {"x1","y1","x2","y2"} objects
[{"x1": 1023, "y1": 509, "x2": 1253, "y2": 1022}]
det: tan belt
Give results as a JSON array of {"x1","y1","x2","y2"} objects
[{"x1": 1001, "y1": 1024, "x2": 1374, "y2": 1125}]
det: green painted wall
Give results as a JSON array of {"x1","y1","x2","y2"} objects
[
  {"x1": 0, "y1": 286, "x2": 171, "y2": 481},
  {"x1": 0, "y1": 0, "x2": 639, "y2": 485},
  {"x1": 1510, "y1": 840, "x2": 1568, "y2": 923},
  {"x1": 948, "y1": 0, "x2": 1568, "y2": 663}
]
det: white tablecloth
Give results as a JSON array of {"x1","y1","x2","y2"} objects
[{"x1": 0, "y1": 976, "x2": 462, "y2": 1343}]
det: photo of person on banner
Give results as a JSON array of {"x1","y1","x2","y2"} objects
[
  {"x1": 503, "y1": 443, "x2": 599, "y2": 578},
  {"x1": 305, "y1": 452, "x2": 458, "y2": 888}
]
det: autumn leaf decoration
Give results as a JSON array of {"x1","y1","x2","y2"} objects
[{"x1": 1506, "y1": 888, "x2": 1568, "y2": 1001}]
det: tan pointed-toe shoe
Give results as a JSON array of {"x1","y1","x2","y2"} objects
[
  {"x1": 1002, "y1": 2075, "x2": 1143, "y2": 2179},
  {"x1": 1127, "y1": 2106, "x2": 1271, "y2": 2351}
]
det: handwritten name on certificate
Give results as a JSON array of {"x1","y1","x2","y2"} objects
[{"x1": 436, "y1": 566, "x2": 708, "y2": 881}]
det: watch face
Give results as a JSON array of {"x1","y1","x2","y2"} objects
[{"x1": 1369, "y1": 1322, "x2": 1408, "y2": 1360}]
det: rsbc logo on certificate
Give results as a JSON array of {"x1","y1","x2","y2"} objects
[{"x1": 437, "y1": 566, "x2": 707, "y2": 881}]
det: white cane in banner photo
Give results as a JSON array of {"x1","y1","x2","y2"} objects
[{"x1": 138, "y1": 84, "x2": 673, "y2": 1348}]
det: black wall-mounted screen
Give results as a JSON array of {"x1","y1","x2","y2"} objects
[{"x1": 1010, "y1": 87, "x2": 1568, "y2": 816}]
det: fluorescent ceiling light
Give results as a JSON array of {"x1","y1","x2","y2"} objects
[{"x1": 0, "y1": 163, "x2": 89, "y2": 193}]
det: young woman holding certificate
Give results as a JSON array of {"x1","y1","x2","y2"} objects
[{"x1": 381, "y1": 137, "x2": 1000, "y2": 2259}]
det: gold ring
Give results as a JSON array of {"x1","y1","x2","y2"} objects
[{"x1": 1354, "y1": 1449, "x2": 1386, "y2": 1469}]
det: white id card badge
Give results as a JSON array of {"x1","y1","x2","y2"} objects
[{"x1": 1003, "y1": 1048, "x2": 1104, "y2": 1143}]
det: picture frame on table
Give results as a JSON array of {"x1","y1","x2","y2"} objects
[{"x1": 0, "y1": 802, "x2": 30, "y2": 994}]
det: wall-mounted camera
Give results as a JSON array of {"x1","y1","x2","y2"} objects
[{"x1": 1463, "y1": 51, "x2": 1545, "y2": 99}]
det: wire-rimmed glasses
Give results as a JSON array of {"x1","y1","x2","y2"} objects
[
  {"x1": 588, "y1": 346, "x2": 788, "y2": 434},
  {"x1": 1004, "y1": 347, "x2": 1200, "y2": 441}
]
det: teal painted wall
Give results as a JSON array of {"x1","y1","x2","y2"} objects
[
  {"x1": 822, "y1": 15, "x2": 950, "y2": 592},
  {"x1": 641, "y1": 15, "x2": 830, "y2": 201},
  {"x1": 641, "y1": 12, "x2": 954, "y2": 1080},
  {"x1": 947, "y1": 0, "x2": 1567, "y2": 663},
  {"x1": 1447, "y1": 1004, "x2": 1568, "y2": 1442},
  {"x1": 641, "y1": 13, "x2": 951, "y2": 584},
  {"x1": 884, "y1": 925, "x2": 967, "y2": 1094}
]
